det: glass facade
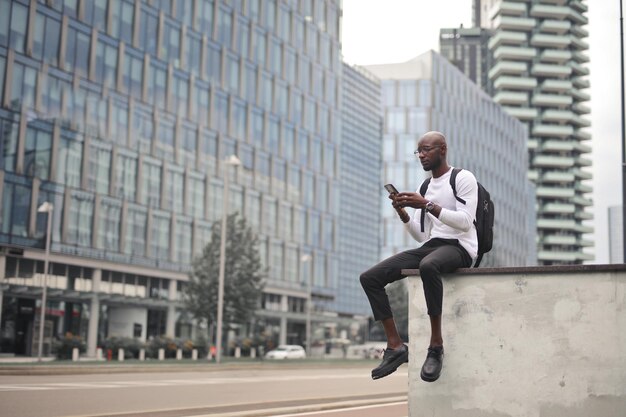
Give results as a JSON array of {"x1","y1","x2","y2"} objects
[
  {"x1": 367, "y1": 51, "x2": 535, "y2": 267},
  {"x1": 0, "y1": 0, "x2": 363, "y2": 356}
]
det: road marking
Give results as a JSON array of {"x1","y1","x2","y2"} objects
[{"x1": 0, "y1": 371, "x2": 407, "y2": 392}]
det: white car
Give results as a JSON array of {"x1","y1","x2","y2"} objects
[{"x1": 264, "y1": 345, "x2": 307, "y2": 360}]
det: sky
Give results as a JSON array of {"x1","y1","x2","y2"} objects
[{"x1": 341, "y1": 0, "x2": 622, "y2": 264}]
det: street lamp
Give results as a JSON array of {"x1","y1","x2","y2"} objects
[
  {"x1": 216, "y1": 155, "x2": 241, "y2": 364},
  {"x1": 36, "y1": 201, "x2": 53, "y2": 362},
  {"x1": 301, "y1": 254, "x2": 312, "y2": 355}
]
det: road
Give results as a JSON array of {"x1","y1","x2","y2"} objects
[{"x1": 0, "y1": 362, "x2": 408, "y2": 417}]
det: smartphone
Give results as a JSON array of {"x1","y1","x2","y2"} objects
[{"x1": 384, "y1": 184, "x2": 399, "y2": 195}]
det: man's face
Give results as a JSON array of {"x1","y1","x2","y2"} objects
[{"x1": 416, "y1": 137, "x2": 444, "y2": 172}]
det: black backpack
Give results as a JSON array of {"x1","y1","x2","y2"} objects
[{"x1": 419, "y1": 168, "x2": 494, "y2": 267}]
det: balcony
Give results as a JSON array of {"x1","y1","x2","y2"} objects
[
  {"x1": 531, "y1": 63, "x2": 571, "y2": 77},
  {"x1": 493, "y1": 91, "x2": 528, "y2": 106},
  {"x1": 572, "y1": 115, "x2": 591, "y2": 127},
  {"x1": 570, "y1": 88, "x2": 591, "y2": 101},
  {"x1": 541, "y1": 171, "x2": 575, "y2": 182},
  {"x1": 572, "y1": 103, "x2": 591, "y2": 114},
  {"x1": 532, "y1": 155, "x2": 575, "y2": 168},
  {"x1": 405, "y1": 265, "x2": 625, "y2": 417},
  {"x1": 571, "y1": 25, "x2": 589, "y2": 38},
  {"x1": 542, "y1": 233, "x2": 577, "y2": 244},
  {"x1": 536, "y1": 217, "x2": 577, "y2": 229},
  {"x1": 571, "y1": 0, "x2": 588, "y2": 13},
  {"x1": 571, "y1": 195, "x2": 593, "y2": 206},
  {"x1": 533, "y1": 124, "x2": 574, "y2": 138},
  {"x1": 488, "y1": 31, "x2": 527, "y2": 49},
  {"x1": 495, "y1": 1, "x2": 527, "y2": 17},
  {"x1": 489, "y1": 61, "x2": 527, "y2": 78},
  {"x1": 503, "y1": 106, "x2": 538, "y2": 120},
  {"x1": 530, "y1": 4, "x2": 570, "y2": 19},
  {"x1": 575, "y1": 182, "x2": 593, "y2": 193},
  {"x1": 572, "y1": 51, "x2": 590, "y2": 63},
  {"x1": 568, "y1": 61, "x2": 590, "y2": 76},
  {"x1": 570, "y1": 36, "x2": 589, "y2": 50},
  {"x1": 573, "y1": 77, "x2": 590, "y2": 89},
  {"x1": 493, "y1": 46, "x2": 537, "y2": 61},
  {"x1": 536, "y1": 250, "x2": 578, "y2": 261},
  {"x1": 494, "y1": 76, "x2": 537, "y2": 90},
  {"x1": 541, "y1": 109, "x2": 575, "y2": 123},
  {"x1": 494, "y1": 16, "x2": 537, "y2": 31},
  {"x1": 530, "y1": 33, "x2": 571, "y2": 48},
  {"x1": 532, "y1": 93, "x2": 573, "y2": 107},
  {"x1": 540, "y1": 79, "x2": 572, "y2": 92},
  {"x1": 575, "y1": 212, "x2": 594, "y2": 222},
  {"x1": 574, "y1": 142, "x2": 592, "y2": 153},
  {"x1": 540, "y1": 49, "x2": 571, "y2": 63},
  {"x1": 540, "y1": 139, "x2": 576, "y2": 151},
  {"x1": 568, "y1": 9, "x2": 588, "y2": 25},
  {"x1": 573, "y1": 168, "x2": 592, "y2": 179},
  {"x1": 576, "y1": 156, "x2": 592, "y2": 166},
  {"x1": 572, "y1": 129, "x2": 591, "y2": 140},
  {"x1": 539, "y1": 19, "x2": 570, "y2": 34}
]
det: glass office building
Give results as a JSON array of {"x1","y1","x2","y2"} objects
[
  {"x1": 0, "y1": 0, "x2": 358, "y2": 356},
  {"x1": 366, "y1": 51, "x2": 535, "y2": 267}
]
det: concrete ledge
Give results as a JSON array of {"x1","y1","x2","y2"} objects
[{"x1": 404, "y1": 264, "x2": 626, "y2": 417}]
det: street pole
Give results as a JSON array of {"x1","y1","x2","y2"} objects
[
  {"x1": 619, "y1": 0, "x2": 626, "y2": 262},
  {"x1": 216, "y1": 155, "x2": 240, "y2": 364},
  {"x1": 301, "y1": 255, "x2": 312, "y2": 355},
  {"x1": 36, "y1": 202, "x2": 53, "y2": 362}
]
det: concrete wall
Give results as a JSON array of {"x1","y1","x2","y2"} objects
[{"x1": 405, "y1": 265, "x2": 626, "y2": 417}]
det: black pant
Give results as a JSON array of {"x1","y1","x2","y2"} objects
[{"x1": 360, "y1": 238, "x2": 472, "y2": 320}]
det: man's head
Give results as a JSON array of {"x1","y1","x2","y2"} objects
[{"x1": 416, "y1": 131, "x2": 447, "y2": 173}]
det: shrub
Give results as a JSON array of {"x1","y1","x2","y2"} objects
[
  {"x1": 101, "y1": 337, "x2": 145, "y2": 359},
  {"x1": 53, "y1": 332, "x2": 86, "y2": 360}
]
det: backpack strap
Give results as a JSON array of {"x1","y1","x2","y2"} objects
[
  {"x1": 450, "y1": 168, "x2": 465, "y2": 204},
  {"x1": 419, "y1": 178, "x2": 431, "y2": 232}
]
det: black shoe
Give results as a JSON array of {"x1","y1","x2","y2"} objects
[
  {"x1": 371, "y1": 344, "x2": 409, "y2": 380},
  {"x1": 420, "y1": 346, "x2": 444, "y2": 382}
]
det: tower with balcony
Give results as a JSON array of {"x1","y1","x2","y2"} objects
[{"x1": 483, "y1": 0, "x2": 593, "y2": 264}]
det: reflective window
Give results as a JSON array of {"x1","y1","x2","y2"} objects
[
  {"x1": 87, "y1": 142, "x2": 111, "y2": 194},
  {"x1": 297, "y1": 130, "x2": 308, "y2": 166},
  {"x1": 270, "y1": 37, "x2": 282, "y2": 75},
  {"x1": 156, "y1": 118, "x2": 175, "y2": 160},
  {"x1": 302, "y1": 171, "x2": 314, "y2": 206},
  {"x1": 187, "y1": 176, "x2": 204, "y2": 218},
  {"x1": 124, "y1": 205, "x2": 146, "y2": 256},
  {"x1": 82, "y1": 0, "x2": 108, "y2": 31},
  {"x1": 317, "y1": 178, "x2": 327, "y2": 211},
  {"x1": 250, "y1": 108, "x2": 264, "y2": 143},
  {"x1": 32, "y1": 13, "x2": 61, "y2": 66},
  {"x1": 217, "y1": 6, "x2": 232, "y2": 48},
  {"x1": 245, "y1": 191, "x2": 261, "y2": 231},
  {"x1": 260, "y1": 72, "x2": 273, "y2": 110},
  {"x1": 95, "y1": 39, "x2": 118, "y2": 88},
  {"x1": 272, "y1": 159, "x2": 286, "y2": 194},
  {"x1": 408, "y1": 109, "x2": 428, "y2": 134},
  {"x1": 308, "y1": 212, "x2": 319, "y2": 247},
  {"x1": 0, "y1": 56, "x2": 4, "y2": 104},
  {"x1": 252, "y1": 28, "x2": 266, "y2": 68},
  {"x1": 175, "y1": 0, "x2": 193, "y2": 27},
  {"x1": 262, "y1": 197, "x2": 277, "y2": 235},
  {"x1": 386, "y1": 108, "x2": 406, "y2": 133},
  {"x1": 192, "y1": 80, "x2": 209, "y2": 122},
  {"x1": 185, "y1": 34, "x2": 202, "y2": 76},
  {"x1": 150, "y1": 213, "x2": 171, "y2": 260},
  {"x1": 285, "y1": 48, "x2": 296, "y2": 84},
  {"x1": 162, "y1": 20, "x2": 181, "y2": 65},
  {"x1": 85, "y1": 91, "x2": 108, "y2": 138},
  {"x1": 226, "y1": 53, "x2": 240, "y2": 94},
  {"x1": 247, "y1": 0, "x2": 260, "y2": 21},
  {"x1": 199, "y1": 130, "x2": 218, "y2": 175},
  {"x1": 111, "y1": 0, "x2": 134, "y2": 44},
  {"x1": 244, "y1": 63, "x2": 257, "y2": 103},
  {"x1": 147, "y1": 62, "x2": 167, "y2": 111},
  {"x1": 0, "y1": 0, "x2": 11, "y2": 47},
  {"x1": 270, "y1": 241, "x2": 282, "y2": 279},
  {"x1": 139, "y1": 7, "x2": 159, "y2": 56},
  {"x1": 164, "y1": 168, "x2": 184, "y2": 213},
  {"x1": 255, "y1": 151, "x2": 270, "y2": 192},
  {"x1": 264, "y1": 0, "x2": 276, "y2": 29},
  {"x1": 293, "y1": 17, "x2": 304, "y2": 50},
  {"x1": 24, "y1": 125, "x2": 52, "y2": 180},
  {"x1": 114, "y1": 153, "x2": 137, "y2": 200},
  {"x1": 310, "y1": 137, "x2": 321, "y2": 172},
  {"x1": 0, "y1": 118, "x2": 18, "y2": 172},
  {"x1": 141, "y1": 161, "x2": 161, "y2": 208},
  {"x1": 10, "y1": 62, "x2": 37, "y2": 111},
  {"x1": 213, "y1": 92, "x2": 229, "y2": 133},
  {"x1": 398, "y1": 80, "x2": 417, "y2": 106},
  {"x1": 319, "y1": 34, "x2": 329, "y2": 68},
  {"x1": 131, "y1": 107, "x2": 153, "y2": 154},
  {"x1": 299, "y1": 57, "x2": 310, "y2": 92},
  {"x1": 205, "y1": 43, "x2": 222, "y2": 85},
  {"x1": 279, "y1": 6, "x2": 291, "y2": 43},
  {"x1": 1, "y1": 181, "x2": 31, "y2": 237},
  {"x1": 180, "y1": 125, "x2": 197, "y2": 167},
  {"x1": 305, "y1": 98, "x2": 316, "y2": 132},
  {"x1": 306, "y1": 24, "x2": 317, "y2": 60},
  {"x1": 123, "y1": 51, "x2": 144, "y2": 98},
  {"x1": 232, "y1": 100, "x2": 247, "y2": 140},
  {"x1": 268, "y1": 116, "x2": 279, "y2": 153},
  {"x1": 8, "y1": 1, "x2": 28, "y2": 54},
  {"x1": 111, "y1": 100, "x2": 129, "y2": 146},
  {"x1": 57, "y1": 133, "x2": 83, "y2": 188},
  {"x1": 275, "y1": 82, "x2": 288, "y2": 118},
  {"x1": 196, "y1": 0, "x2": 214, "y2": 34},
  {"x1": 155, "y1": 0, "x2": 171, "y2": 15},
  {"x1": 171, "y1": 72, "x2": 189, "y2": 117},
  {"x1": 67, "y1": 191, "x2": 94, "y2": 247},
  {"x1": 282, "y1": 125, "x2": 294, "y2": 161},
  {"x1": 236, "y1": 17, "x2": 249, "y2": 58},
  {"x1": 97, "y1": 198, "x2": 121, "y2": 251},
  {"x1": 174, "y1": 219, "x2": 192, "y2": 263},
  {"x1": 65, "y1": 25, "x2": 90, "y2": 76}
]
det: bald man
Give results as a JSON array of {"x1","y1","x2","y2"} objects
[{"x1": 361, "y1": 131, "x2": 478, "y2": 382}]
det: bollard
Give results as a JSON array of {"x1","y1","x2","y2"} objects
[
  {"x1": 158, "y1": 348, "x2": 165, "y2": 360},
  {"x1": 207, "y1": 350, "x2": 213, "y2": 361},
  {"x1": 250, "y1": 347, "x2": 256, "y2": 359},
  {"x1": 176, "y1": 349, "x2": 182, "y2": 360},
  {"x1": 72, "y1": 347, "x2": 79, "y2": 362},
  {"x1": 139, "y1": 348, "x2": 145, "y2": 361},
  {"x1": 118, "y1": 348, "x2": 124, "y2": 361},
  {"x1": 235, "y1": 346, "x2": 241, "y2": 358},
  {"x1": 96, "y1": 347, "x2": 103, "y2": 361},
  {"x1": 192, "y1": 349, "x2": 198, "y2": 360}
]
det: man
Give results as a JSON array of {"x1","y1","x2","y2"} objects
[{"x1": 360, "y1": 131, "x2": 478, "y2": 382}]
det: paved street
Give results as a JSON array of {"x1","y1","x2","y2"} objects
[{"x1": 0, "y1": 362, "x2": 408, "y2": 417}]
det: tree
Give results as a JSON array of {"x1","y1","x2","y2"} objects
[{"x1": 184, "y1": 212, "x2": 265, "y2": 334}]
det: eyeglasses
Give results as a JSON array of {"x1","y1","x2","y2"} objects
[{"x1": 414, "y1": 145, "x2": 441, "y2": 155}]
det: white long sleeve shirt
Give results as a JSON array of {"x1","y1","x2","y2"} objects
[{"x1": 405, "y1": 167, "x2": 479, "y2": 260}]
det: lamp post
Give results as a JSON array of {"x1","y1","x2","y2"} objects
[
  {"x1": 301, "y1": 254, "x2": 312, "y2": 355},
  {"x1": 215, "y1": 155, "x2": 241, "y2": 364},
  {"x1": 36, "y1": 202, "x2": 53, "y2": 362},
  {"x1": 620, "y1": 0, "x2": 626, "y2": 262}
]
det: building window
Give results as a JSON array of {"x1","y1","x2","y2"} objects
[
  {"x1": 0, "y1": 56, "x2": 4, "y2": 105},
  {"x1": 252, "y1": 28, "x2": 266, "y2": 67},
  {"x1": 260, "y1": 72, "x2": 273, "y2": 110},
  {"x1": 8, "y1": 1, "x2": 28, "y2": 54},
  {"x1": 10, "y1": 62, "x2": 37, "y2": 111},
  {"x1": 226, "y1": 53, "x2": 239, "y2": 94},
  {"x1": 97, "y1": 198, "x2": 121, "y2": 251},
  {"x1": 85, "y1": 91, "x2": 108, "y2": 138},
  {"x1": 174, "y1": 219, "x2": 192, "y2": 264},
  {"x1": 111, "y1": 100, "x2": 129, "y2": 146},
  {"x1": 171, "y1": 73, "x2": 189, "y2": 117},
  {"x1": 217, "y1": 6, "x2": 232, "y2": 48},
  {"x1": 150, "y1": 213, "x2": 170, "y2": 260},
  {"x1": 111, "y1": 0, "x2": 134, "y2": 44},
  {"x1": 262, "y1": 197, "x2": 277, "y2": 235},
  {"x1": 213, "y1": 92, "x2": 229, "y2": 133},
  {"x1": 199, "y1": 130, "x2": 218, "y2": 174},
  {"x1": 185, "y1": 34, "x2": 202, "y2": 76},
  {"x1": 24, "y1": 125, "x2": 52, "y2": 180},
  {"x1": 156, "y1": 118, "x2": 175, "y2": 160},
  {"x1": 244, "y1": 63, "x2": 257, "y2": 104},
  {"x1": 180, "y1": 125, "x2": 196, "y2": 167},
  {"x1": 270, "y1": 241, "x2": 283, "y2": 279},
  {"x1": 270, "y1": 37, "x2": 282, "y2": 75},
  {"x1": 0, "y1": 118, "x2": 18, "y2": 172},
  {"x1": 141, "y1": 161, "x2": 161, "y2": 208},
  {"x1": 191, "y1": 80, "x2": 209, "y2": 121},
  {"x1": 114, "y1": 153, "x2": 137, "y2": 201},
  {"x1": 82, "y1": 0, "x2": 108, "y2": 31},
  {"x1": 162, "y1": 20, "x2": 181, "y2": 65},
  {"x1": 1, "y1": 181, "x2": 31, "y2": 237},
  {"x1": 123, "y1": 51, "x2": 143, "y2": 98},
  {"x1": 139, "y1": 7, "x2": 159, "y2": 56},
  {"x1": 56, "y1": 133, "x2": 83, "y2": 188},
  {"x1": 125, "y1": 205, "x2": 146, "y2": 256},
  {"x1": 87, "y1": 143, "x2": 111, "y2": 194},
  {"x1": 131, "y1": 108, "x2": 153, "y2": 154},
  {"x1": 164, "y1": 168, "x2": 184, "y2": 213},
  {"x1": 231, "y1": 101, "x2": 246, "y2": 140},
  {"x1": 204, "y1": 43, "x2": 222, "y2": 86},
  {"x1": 236, "y1": 17, "x2": 249, "y2": 58},
  {"x1": 95, "y1": 39, "x2": 118, "y2": 89},
  {"x1": 32, "y1": 13, "x2": 61, "y2": 66},
  {"x1": 196, "y1": 0, "x2": 214, "y2": 35},
  {"x1": 67, "y1": 192, "x2": 94, "y2": 247},
  {"x1": 65, "y1": 25, "x2": 91, "y2": 76},
  {"x1": 147, "y1": 62, "x2": 167, "y2": 110}
]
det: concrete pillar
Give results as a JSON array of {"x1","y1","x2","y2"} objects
[
  {"x1": 87, "y1": 269, "x2": 101, "y2": 358},
  {"x1": 279, "y1": 316, "x2": 287, "y2": 346},
  {"x1": 166, "y1": 279, "x2": 177, "y2": 337},
  {"x1": 0, "y1": 255, "x2": 6, "y2": 328}
]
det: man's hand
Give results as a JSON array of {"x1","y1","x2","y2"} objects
[{"x1": 392, "y1": 192, "x2": 428, "y2": 209}]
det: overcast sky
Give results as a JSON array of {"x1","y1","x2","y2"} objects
[{"x1": 341, "y1": 0, "x2": 621, "y2": 264}]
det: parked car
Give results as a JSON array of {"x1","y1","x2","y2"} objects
[{"x1": 264, "y1": 345, "x2": 306, "y2": 360}]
